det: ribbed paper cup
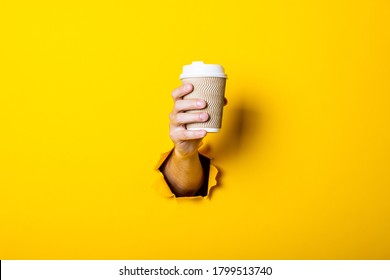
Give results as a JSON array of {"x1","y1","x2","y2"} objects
[{"x1": 180, "y1": 61, "x2": 227, "y2": 133}]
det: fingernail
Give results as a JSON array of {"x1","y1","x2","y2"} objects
[
  {"x1": 198, "y1": 130, "x2": 207, "y2": 137},
  {"x1": 199, "y1": 113, "x2": 208, "y2": 121},
  {"x1": 184, "y1": 84, "x2": 191, "y2": 91},
  {"x1": 196, "y1": 100, "x2": 205, "y2": 107}
]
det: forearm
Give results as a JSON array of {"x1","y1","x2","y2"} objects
[{"x1": 161, "y1": 149, "x2": 205, "y2": 197}]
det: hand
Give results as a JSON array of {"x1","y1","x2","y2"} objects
[
  {"x1": 169, "y1": 83, "x2": 208, "y2": 158},
  {"x1": 163, "y1": 83, "x2": 228, "y2": 196}
]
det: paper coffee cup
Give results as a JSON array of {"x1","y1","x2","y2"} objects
[{"x1": 180, "y1": 61, "x2": 227, "y2": 133}]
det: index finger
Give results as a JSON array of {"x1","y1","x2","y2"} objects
[{"x1": 171, "y1": 83, "x2": 193, "y2": 101}]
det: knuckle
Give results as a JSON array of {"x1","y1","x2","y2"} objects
[
  {"x1": 173, "y1": 101, "x2": 181, "y2": 112},
  {"x1": 172, "y1": 85, "x2": 184, "y2": 100},
  {"x1": 169, "y1": 131, "x2": 176, "y2": 141},
  {"x1": 180, "y1": 130, "x2": 190, "y2": 140},
  {"x1": 174, "y1": 114, "x2": 183, "y2": 124},
  {"x1": 171, "y1": 89, "x2": 178, "y2": 100}
]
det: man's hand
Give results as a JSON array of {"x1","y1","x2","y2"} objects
[
  {"x1": 161, "y1": 83, "x2": 227, "y2": 197},
  {"x1": 169, "y1": 83, "x2": 208, "y2": 158}
]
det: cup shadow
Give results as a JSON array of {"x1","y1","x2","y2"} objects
[{"x1": 202, "y1": 93, "x2": 263, "y2": 198}]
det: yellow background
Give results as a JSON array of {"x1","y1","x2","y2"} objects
[{"x1": 1, "y1": 0, "x2": 389, "y2": 259}]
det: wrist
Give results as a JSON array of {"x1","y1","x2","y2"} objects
[{"x1": 173, "y1": 148, "x2": 199, "y2": 161}]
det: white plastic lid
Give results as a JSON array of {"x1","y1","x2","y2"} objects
[{"x1": 180, "y1": 61, "x2": 227, "y2": 79}]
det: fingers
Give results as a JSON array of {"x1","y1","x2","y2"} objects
[
  {"x1": 170, "y1": 129, "x2": 207, "y2": 142},
  {"x1": 173, "y1": 99, "x2": 206, "y2": 114},
  {"x1": 170, "y1": 112, "x2": 209, "y2": 126},
  {"x1": 170, "y1": 90, "x2": 208, "y2": 127},
  {"x1": 172, "y1": 83, "x2": 228, "y2": 107},
  {"x1": 172, "y1": 83, "x2": 193, "y2": 101},
  {"x1": 169, "y1": 83, "x2": 211, "y2": 144}
]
